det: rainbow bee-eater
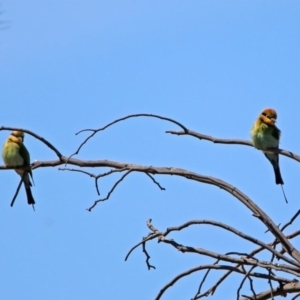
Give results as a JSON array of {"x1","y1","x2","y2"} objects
[
  {"x1": 251, "y1": 108, "x2": 283, "y2": 185},
  {"x1": 2, "y1": 131, "x2": 35, "y2": 205}
]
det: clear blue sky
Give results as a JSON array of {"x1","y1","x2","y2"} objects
[{"x1": 1, "y1": 1, "x2": 300, "y2": 299}]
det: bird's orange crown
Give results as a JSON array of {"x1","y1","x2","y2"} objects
[{"x1": 259, "y1": 108, "x2": 277, "y2": 126}]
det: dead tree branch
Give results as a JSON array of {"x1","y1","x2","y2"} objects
[
  {"x1": 2, "y1": 157, "x2": 300, "y2": 261},
  {"x1": 239, "y1": 281, "x2": 300, "y2": 300},
  {"x1": 130, "y1": 220, "x2": 300, "y2": 300},
  {"x1": 68, "y1": 113, "x2": 300, "y2": 162},
  {"x1": 72, "y1": 113, "x2": 188, "y2": 157},
  {"x1": 2, "y1": 117, "x2": 300, "y2": 299},
  {"x1": 0, "y1": 126, "x2": 63, "y2": 159},
  {"x1": 166, "y1": 129, "x2": 300, "y2": 163}
]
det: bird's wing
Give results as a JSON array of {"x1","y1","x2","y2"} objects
[
  {"x1": 19, "y1": 143, "x2": 30, "y2": 166},
  {"x1": 271, "y1": 126, "x2": 281, "y2": 141},
  {"x1": 18, "y1": 143, "x2": 33, "y2": 182}
]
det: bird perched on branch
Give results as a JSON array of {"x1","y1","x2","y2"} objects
[
  {"x1": 251, "y1": 108, "x2": 283, "y2": 185},
  {"x1": 2, "y1": 130, "x2": 35, "y2": 205}
]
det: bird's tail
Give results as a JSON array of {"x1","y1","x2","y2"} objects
[
  {"x1": 274, "y1": 167, "x2": 284, "y2": 185},
  {"x1": 24, "y1": 184, "x2": 35, "y2": 205},
  {"x1": 264, "y1": 153, "x2": 284, "y2": 185}
]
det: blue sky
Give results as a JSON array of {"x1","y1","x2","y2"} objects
[{"x1": 1, "y1": 1, "x2": 300, "y2": 299}]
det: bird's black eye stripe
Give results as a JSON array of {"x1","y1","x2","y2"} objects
[{"x1": 261, "y1": 112, "x2": 272, "y2": 119}]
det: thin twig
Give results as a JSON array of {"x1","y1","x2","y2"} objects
[
  {"x1": 142, "y1": 240, "x2": 156, "y2": 270},
  {"x1": 145, "y1": 173, "x2": 165, "y2": 190},
  {"x1": 59, "y1": 168, "x2": 102, "y2": 195},
  {"x1": 196, "y1": 229, "x2": 300, "y2": 299},
  {"x1": 86, "y1": 170, "x2": 133, "y2": 211},
  {"x1": 125, "y1": 232, "x2": 160, "y2": 261},
  {"x1": 281, "y1": 209, "x2": 300, "y2": 232},
  {"x1": 71, "y1": 113, "x2": 188, "y2": 158},
  {"x1": 267, "y1": 268, "x2": 274, "y2": 300},
  {"x1": 155, "y1": 264, "x2": 292, "y2": 300},
  {"x1": 237, "y1": 265, "x2": 256, "y2": 300},
  {"x1": 239, "y1": 281, "x2": 300, "y2": 300}
]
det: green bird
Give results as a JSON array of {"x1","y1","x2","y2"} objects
[
  {"x1": 251, "y1": 108, "x2": 283, "y2": 185},
  {"x1": 2, "y1": 130, "x2": 35, "y2": 205}
]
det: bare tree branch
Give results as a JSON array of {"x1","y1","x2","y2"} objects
[
  {"x1": 239, "y1": 265, "x2": 257, "y2": 300},
  {"x1": 72, "y1": 113, "x2": 188, "y2": 157},
  {"x1": 154, "y1": 263, "x2": 294, "y2": 300},
  {"x1": 2, "y1": 156, "x2": 300, "y2": 261},
  {"x1": 2, "y1": 119, "x2": 300, "y2": 299},
  {"x1": 68, "y1": 113, "x2": 300, "y2": 163},
  {"x1": 194, "y1": 228, "x2": 300, "y2": 299},
  {"x1": 239, "y1": 281, "x2": 300, "y2": 300},
  {"x1": 86, "y1": 170, "x2": 133, "y2": 211},
  {"x1": 280, "y1": 209, "x2": 300, "y2": 233},
  {"x1": 127, "y1": 219, "x2": 300, "y2": 299},
  {"x1": 149, "y1": 227, "x2": 300, "y2": 276},
  {"x1": 164, "y1": 220, "x2": 298, "y2": 267},
  {"x1": 0, "y1": 127, "x2": 63, "y2": 159},
  {"x1": 166, "y1": 129, "x2": 300, "y2": 163},
  {"x1": 142, "y1": 240, "x2": 156, "y2": 270},
  {"x1": 59, "y1": 168, "x2": 102, "y2": 195},
  {"x1": 144, "y1": 173, "x2": 166, "y2": 190},
  {"x1": 125, "y1": 231, "x2": 160, "y2": 262}
]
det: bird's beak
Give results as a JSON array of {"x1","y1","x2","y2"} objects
[{"x1": 271, "y1": 118, "x2": 276, "y2": 123}]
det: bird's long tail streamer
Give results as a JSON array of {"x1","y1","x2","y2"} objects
[{"x1": 281, "y1": 184, "x2": 288, "y2": 203}]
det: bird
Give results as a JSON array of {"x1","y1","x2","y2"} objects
[
  {"x1": 2, "y1": 130, "x2": 35, "y2": 205},
  {"x1": 251, "y1": 108, "x2": 284, "y2": 185}
]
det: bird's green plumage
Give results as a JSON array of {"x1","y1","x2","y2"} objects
[
  {"x1": 251, "y1": 109, "x2": 283, "y2": 185},
  {"x1": 251, "y1": 122, "x2": 280, "y2": 150},
  {"x1": 2, "y1": 131, "x2": 35, "y2": 205}
]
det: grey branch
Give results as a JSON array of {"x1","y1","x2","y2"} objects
[
  {"x1": 2, "y1": 157, "x2": 300, "y2": 261},
  {"x1": 2, "y1": 118, "x2": 300, "y2": 299},
  {"x1": 239, "y1": 281, "x2": 300, "y2": 300}
]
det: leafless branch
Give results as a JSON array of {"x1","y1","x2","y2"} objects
[
  {"x1": 59, "y1": 168, "x2": 102, "y2": 195},
  {"x1": 142, "y1": 240, "x2": 156, "y2": 270},
  {"x1": 155, "y1": 237, "x2": 300, "y2": 276},
  {"x1": 86, "y1": 170, "x2": 133, "y2": 211},
  {"x1": 237, "y1": 265, "x2": 257, "y2": 300},
  {"x1": 0, "y1": 126, "x2": 63, "y2": 159},
  {"x1": 280, "y1": 209, "x2": 300, "y2": 233},
  {"x1": 239, "y1": 281, "x2": 300, "y2": 300},
  {"x1": 144, "y1": 173, "x2": 165, "y2": 190},
  {"x1": 68, "y1": 113, "x2": 300, "y2": 163},
  {"x1": 125, "y1": 232, "x2": 160, "y2": 262},
  {"x1": 2, "y1": 156, "x2": 300, "y2": 261},
  {"x1": 155, "y1": 263, "x2": 294, "y2": 300},
  {"x1": 166, "y1": 129, "x2": 300, "y2": 163},
  {"x1": 127, "y1": 219, "x2": 300, "y2": 299},
  {"x1": 164, "y1": 220, "x2": 297, "y2": 267},
  {"x1": 195, "y1": 228, "x2": 300, "y2": 299},
  {"x1": 71, "y1": 113, "x2": 188, "y2": 157},
  {"x1": 2, "y1": 120, "x2": 300, "y2": 299}
]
